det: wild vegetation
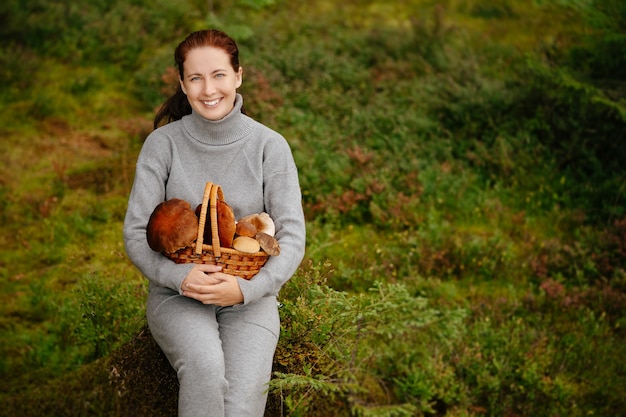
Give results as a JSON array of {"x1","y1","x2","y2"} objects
[{"x1": 1, "y1": 0, "x2": 625, "y2": 416}]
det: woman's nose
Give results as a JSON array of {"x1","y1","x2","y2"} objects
[{"x1": 204, "y1": 80, "x2": 216, "y2": 95}]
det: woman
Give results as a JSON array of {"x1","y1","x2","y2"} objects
[{"x1": 123, "y1": 29, "x2": 306, "y2": 417}]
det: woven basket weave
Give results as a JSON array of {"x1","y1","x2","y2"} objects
[{"x1": 165, "y1": 182, "x2": 269, "y2": 279}]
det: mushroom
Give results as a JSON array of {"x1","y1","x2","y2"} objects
[
  {"x1": 237, "y1": 212, "x2": 276, "y2": 237},
  {"x1": 255, "y1": 232, "x2": 281, "y2": 256},
  {"x1": 147, "y1": 199, "x2": 199, "y2": 253},
  {"x1": 195, "y1": 200, "x2": 236, "y2": 248},
  {"x1": 236, "y1": 221, "x2": 257, "y2": 238},
  {"x1": 233, "y1": 236, "x2": 261, "y2": 253}
]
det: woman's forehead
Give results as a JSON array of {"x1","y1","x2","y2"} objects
[{"x1": 184, "y1": 46, "x2": 231, "y2": 72}]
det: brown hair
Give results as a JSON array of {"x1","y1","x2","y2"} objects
[{"x1": 153, "y1": 29, "x2": 242, "y2": 129}]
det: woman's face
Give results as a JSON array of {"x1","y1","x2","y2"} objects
[{"x1": 180, "y1": 46, "x2": 242, "y2": 121}]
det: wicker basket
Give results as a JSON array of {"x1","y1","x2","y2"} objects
[{"x1": 165, "y1": 182, "x2": 269, "y2": 280}]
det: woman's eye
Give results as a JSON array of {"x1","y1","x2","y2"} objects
[{"x1": 215, "y1": 73, "x2": 225, "y2": 78}]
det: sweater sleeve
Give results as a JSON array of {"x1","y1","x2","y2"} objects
[
  {"x1": 123, "y1": 132, "x2": 195, "y2": 293},
  {"x1": 236, "y1": 135, "x2": 306, "y2": 305}
]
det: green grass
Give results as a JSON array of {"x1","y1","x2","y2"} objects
[{"x1": 1, "y1": 0, "x2": 625, "y2": 415}]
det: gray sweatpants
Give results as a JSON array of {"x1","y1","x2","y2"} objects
[{"x1": 147, "y1": 284, "x2": 279, "y2": 417}]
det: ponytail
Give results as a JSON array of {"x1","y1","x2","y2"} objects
[{"x1": 153, "y1": 86, "x2": 191, "y2": 129}]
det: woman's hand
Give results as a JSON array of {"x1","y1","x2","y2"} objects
[{"x1": 181, "y1": 264, "x2": 244, "y2": 306}]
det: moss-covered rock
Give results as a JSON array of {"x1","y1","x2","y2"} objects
[
  {"x1": 2, "y1": 326, "x2": 177, "y2": 417},
  {"x1": 1, "y1": 325, "x2": 337, "y2": 417}
]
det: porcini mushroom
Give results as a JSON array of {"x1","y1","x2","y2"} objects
[
  {"x1": 195, "y1": 200, "x2": 236, "y2": 248},
  {"x1": 255, "y1": 232, "x2": 281, "y2": 256},
  {"x1": 147, "y1": 199, "x2": 199, "y2": 253},
  {"x1": 236, "y1": 221, "x2": 257, "y2": 238},
  {"x1": 233, "y1": 236, "x2": 261, "y2": 253},
  {"x1": 237, "y1": 212, "x2": 276, "y2": 237}
]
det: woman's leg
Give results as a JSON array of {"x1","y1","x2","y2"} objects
[
  {"x1": 147, "y1": 286, "x2": 228, "y2": 417},
  {"x1": 218, "y1": 295, "x2": 280, "y2": 417}
]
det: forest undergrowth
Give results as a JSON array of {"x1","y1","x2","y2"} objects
[{"x1": 0, "y1": 0, "x2": 625, "y2": 416}]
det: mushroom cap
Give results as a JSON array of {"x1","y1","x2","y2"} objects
[
  {"x1": 256, "y1": 232, "x2": 281, "y2": 256},
  {"x1": 146, "y1": 199, "x2": 199, "y2": 253},
  {"x1": 233, "y1": 236, "x2": 261, "y2": 253},
  {"x1": 236, "y1": 221, "x2": 257, "y2": 238},
  {"x1": 237, "y1": 212, "x2": 276, "y2": 237},
  {"x1": 216, "y1": 200, "x2": 236, "y2": 248},
  {"x1": 195, "y1": 200, "x2": 236, "y2": 248}
]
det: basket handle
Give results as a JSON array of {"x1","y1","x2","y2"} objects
[{"x1": 195, "y1": 182, "x2": 224, "y2": 258}]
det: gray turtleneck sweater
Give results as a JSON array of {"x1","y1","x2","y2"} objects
[{"x1": 123, "y1": 94, "x2": 306, "y2": 304}]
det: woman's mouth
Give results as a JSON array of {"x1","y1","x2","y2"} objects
[{"x1": 203, "y1": 98, "x2": 221, "y2": 107}]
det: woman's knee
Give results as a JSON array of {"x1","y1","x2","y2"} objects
[
  {"x1": 176, "y1": 357, "x2": 228, "y2": 417},
  {"x1": 176, "y1": 354, "x2": 228, "y2": 392}
]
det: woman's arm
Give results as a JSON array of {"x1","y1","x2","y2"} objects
[
  {"x1": 236, "y1": 137, "x2": 306, "y2": 304},
  {"x1": 123, "y1": 134, "x2": 195, "y2": 293}
]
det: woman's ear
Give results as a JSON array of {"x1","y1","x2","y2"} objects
[
  {"x1": 236, "y1": 67, "x2": 243, "y2": 89},
  {"x1": 179, "y1": 78, "x2": 187, "y2": 95}
]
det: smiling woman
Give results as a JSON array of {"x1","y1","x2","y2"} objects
[
  {"x1": 179, "y1": 46, "x2": 243, "y2": 121},
  {"x1": 153, "y1": 30, "x2": 245, "y2": 128},
  {"x1": 123, "y1": 29, "x2": 306, "y2": 417}
]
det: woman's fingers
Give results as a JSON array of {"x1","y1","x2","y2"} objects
[{"x1": 182, "y1": 273, "x2": 243, "y2": 306}]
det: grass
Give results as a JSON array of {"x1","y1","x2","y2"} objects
[{"x1": 1, "y1": 0, "x2": 625, "y2": 415}]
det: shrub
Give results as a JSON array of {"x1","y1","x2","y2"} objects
[
  {"x1": 453, "y1": 292, "x2": 626, "y2": 416},
  {"x1": 272, "y1": 261, "x2": 468, "y2": 415}
]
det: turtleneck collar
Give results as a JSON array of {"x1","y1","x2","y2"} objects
[{"x1": 182, "y1": 93, "x2": 253, "y2": 145}]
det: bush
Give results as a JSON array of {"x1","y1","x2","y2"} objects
[{"x1": 272, "y1": 261, "x2": 468, "y2": 416}]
